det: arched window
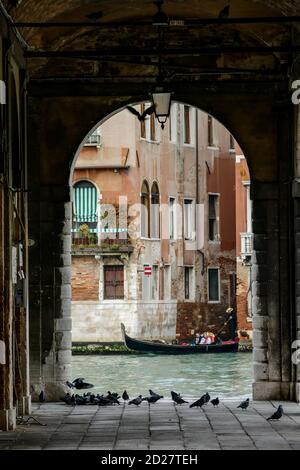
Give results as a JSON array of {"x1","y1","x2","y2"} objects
[
  {"x1": 151, "y1": 182, "x2": 160, "y2": 238},
  {"x1": 141, "y1": 181, "x2": 150, "y2": 238},
  {"x1": 72, "y1": 181, "x2": 98, "y2": 242}
]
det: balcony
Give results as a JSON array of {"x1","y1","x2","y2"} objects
[
  {"x1": 71, "y1": 229, "x2": 133, "y2": 255},
  {"x1": 240, "y1": 232, "x2": 253, "y2": 263}
]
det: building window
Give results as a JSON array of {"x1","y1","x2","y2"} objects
[
  {"x1": 140, "y1": 104, "x2": 146, "y2": 138},
  {"x1": 184, "y1": 105, "x2": 191, "y2": 144},
  {"x1": 150, "y1": 112, "x2": 156, "y2": 141},
  {"x1": 72, "y1": 181, "x2": 98, "y2": 242},
  {"x1": 152, "y1": 265, "x2": 159, "y2": 300},
  {"x1": 229, "y1": 134, "x2": 235, "y2": 150},
  {"x1": 169, "y1": 197, "x2": 176, "y2": 239},
  {"x1": 169, "y1": 103, "x2": 177, "y2": 142},
  {"x1": 141, "y1": 181, "x2": 150, "y2": 237},
  {"x1": 245, "y1": 183, "x2": 252, "y2": 233},
  {"x1": 208, "y1": 268, "x2": 220, "y2": 302},
  {"x1": 104, "y1": 266, "x2": 124, "y2": 299},
  {"x1": 184, "y1": 198, "x2": 194, "y2": 240},
  {"x1": 208, "y1": 194, "x2": 219, "y2": 241},
  {"x1": 208, "y1": 115, "x2": 214, "y2": 146},
  {"x1": 151, "y1": 182, "x2": 160, "y2": 238},
  {"x1": 184, "y1": 267, "x2": 193, "y2": 300},
  {"x1": 164, "y1": 265, "x2": 171, "y2": 300}
]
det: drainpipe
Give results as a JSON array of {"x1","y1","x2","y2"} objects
[{"x1": 195, "y1": 110, "x2": 205, "y2": 276}]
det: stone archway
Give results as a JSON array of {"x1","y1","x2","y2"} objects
[{"x1": 26, "y1": 75, "x2": 297, "y2": 401}]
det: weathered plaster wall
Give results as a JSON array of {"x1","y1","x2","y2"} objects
[{"x1": 72, "y1": 300, "x2": 177, "y2": 342}]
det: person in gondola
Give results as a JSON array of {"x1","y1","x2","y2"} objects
[
  {"x1": 214, "y1": 334, "x2": 222, "y2": 345},
  {"x1": 194, "y1": 333, "x2": 200, "y2": 345},
  {"x1": 226, "y1": 306, "x2": 237, "y2": 340}
]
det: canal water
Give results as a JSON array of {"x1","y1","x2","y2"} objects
[{"x1": 72, "y1": 353, "x2": 253, "y2": 400}]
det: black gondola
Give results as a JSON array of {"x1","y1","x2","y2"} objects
[{"x1": 121, "y1": 323, "x2": 239, "y2": 354}]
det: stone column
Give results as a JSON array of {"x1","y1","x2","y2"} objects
[
  {"x1": 252, "y1": 183, "x2": 279, "y2": 399},
  {"x1": 0, "y1": 176, "x2": 16, "y2": 430},
  {"x1": 29, "y1": 185, "x2": 72, "y2": 400},
  {"x1": 293, "y1": 181, "x2": 300, "y2": 402},
  {"x1": 293, "y1": 106, "x2": 300, "y2": 402},
  {"x1": 251, "y1": 178, "x2": 296, "y2": 400}
]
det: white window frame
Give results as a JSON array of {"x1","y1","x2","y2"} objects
[
  {"x1": 184, "y1": 266, "x2": 195, "y2": 301},
  {"x1": 169, "y1": 197, "x2": 176, "y2": 240},
  {"x1": 183, "y1": 105, "x2": 195, "y2": 147},
  {"x1": 164, "y1": 265, "x2": 171, "y2": 300},
  {"x1": 242, "y1": 181, "x2": 252, "y2": 233},
  {"x1": 151, "y1": 183, "x2": 160, "y2": 239},
  {"x1": 151, "y1": 265, "x2": 159, "y2": 300},
  {"x1": 208, "y1": 192, "x2": 220, "y2": 243},
  {"x1": 207, "y1": 267, "x2": 221, "y2": 303},
  {"x1": 184, "y1": 198, "x2": 195, "y2": 241},
  {"x1": 207, "y1": 115, "x2": 219, "y2": 150}
]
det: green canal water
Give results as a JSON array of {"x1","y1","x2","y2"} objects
[{"x1": 72, "y1": 353, "x2": 253, "y2": 400}]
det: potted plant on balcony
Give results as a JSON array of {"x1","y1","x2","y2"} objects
[{"x1": 77, "y1": 224, "x2": 96, "y2": 246}]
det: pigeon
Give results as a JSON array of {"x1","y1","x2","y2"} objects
[
  {"x1": 126, "y1": 105, "x2": 155, "y2": 122},
  {"x1": 122, "y1": 390, "x2": 129, "y2": 401},
  {"x1": 149, "y1": 389, "x2": 161, "y2": 397},
  {"x1": 267, "y1": 405, "x2": 283, "y2": 421},
  {"x1": 89, "y1": 394, "x2": 96, "y2": 404},
  {"x1": 67, "y1": 378, "x2": 94, "y2": 390},
  {"x1": 98, "y1": 396, "x2": 114, "y2": 406},
  {"x1": 172, "y1": 393, "x2": 188, "y2": 405},
  {"x1": 211, "y1": 397, "x2": 220, "y2": 407},
  {"x1": 237, "y1": 398, "x2": 250, "y2": 410},
  {"x1": 204, "y1": 392, "x2": 210, "y2": 404},
  {"x1": 39, "y1": 391, "x2": 45, "y2": 403},
  {"x1": 106, "y1": 392, "x2": 120, "y2": 405},
  {"x1": 129, "y1": 395, "x2": 143, "y2": 406},
  {"x1": 75, "y1": 394, "x2": 87, "y2": 405},
  {"x1": 171, "y1": 390, "x2": 181, "y2": 401},
  {"x1": 189, "y1": 396, "x2": 206, "y2": 408},
  {"x1": 66, "y1": 380, "x2": 75, "y2": 389},
  {"x1": 143, "y1": 394, "x2": 163, "y2": 404},
  {"x1": 218, "y1": 4, "x2": 230, "y2": 19},
  {"x1": 61, "y1": 393, "x2": 72, "y2": 405},
  {"x1": 70, "y1": 394, "x2": 76, "y2": 406}
]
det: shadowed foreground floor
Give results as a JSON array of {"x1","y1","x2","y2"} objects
[{"x1": 0, "y1": 400, "x2": 300, "y2": 450}]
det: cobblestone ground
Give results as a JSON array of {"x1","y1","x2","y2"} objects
[{"x1": 0, "y1": 400, "x2": 299, "y2": 450}]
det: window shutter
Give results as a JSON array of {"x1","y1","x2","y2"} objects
[{"x1": 104, "y1": 266, "x2": 124, "y2": 300}]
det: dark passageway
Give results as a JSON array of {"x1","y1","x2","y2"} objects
[{"x1": 0, "y1": 0, "x2": 300, "y2": 434}]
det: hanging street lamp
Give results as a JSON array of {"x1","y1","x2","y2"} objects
[{"x1": 151, "y1": 83, "x2": 172, "y2": 130}]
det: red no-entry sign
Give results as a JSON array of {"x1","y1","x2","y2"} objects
[{"x1": 144, "y1": 266, "x2": 152, "y2": 276}]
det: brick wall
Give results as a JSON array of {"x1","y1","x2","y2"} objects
[
  {"x1": 176, "y1": 254, "x2": 237, "y2": 340},
  {"x1": 72, "y1": 256, "x2": 99, "y2": 301},
  {"x1": 176, "y1": 301, "x2": 232, "y2": 340}
]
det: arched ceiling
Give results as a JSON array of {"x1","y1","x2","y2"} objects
[{"x1": 2, "y1": 0, "x2": 300, "y2": 83}]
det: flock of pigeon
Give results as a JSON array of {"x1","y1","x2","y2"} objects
[{"x1": 57, "y1": 378, "x2": 283, "y2": 421}]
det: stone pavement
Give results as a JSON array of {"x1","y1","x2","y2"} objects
[{"x1": 0, "y1": 400, "x2": 300, "y2": 450}]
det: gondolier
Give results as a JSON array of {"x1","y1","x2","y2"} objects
[{"x1": 226, "y1": 306, "x2": 238, "y2": 340}]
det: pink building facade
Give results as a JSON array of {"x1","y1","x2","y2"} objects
[{"x1": 71, "y1": 104, "x2": 252, "y2": 342}]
